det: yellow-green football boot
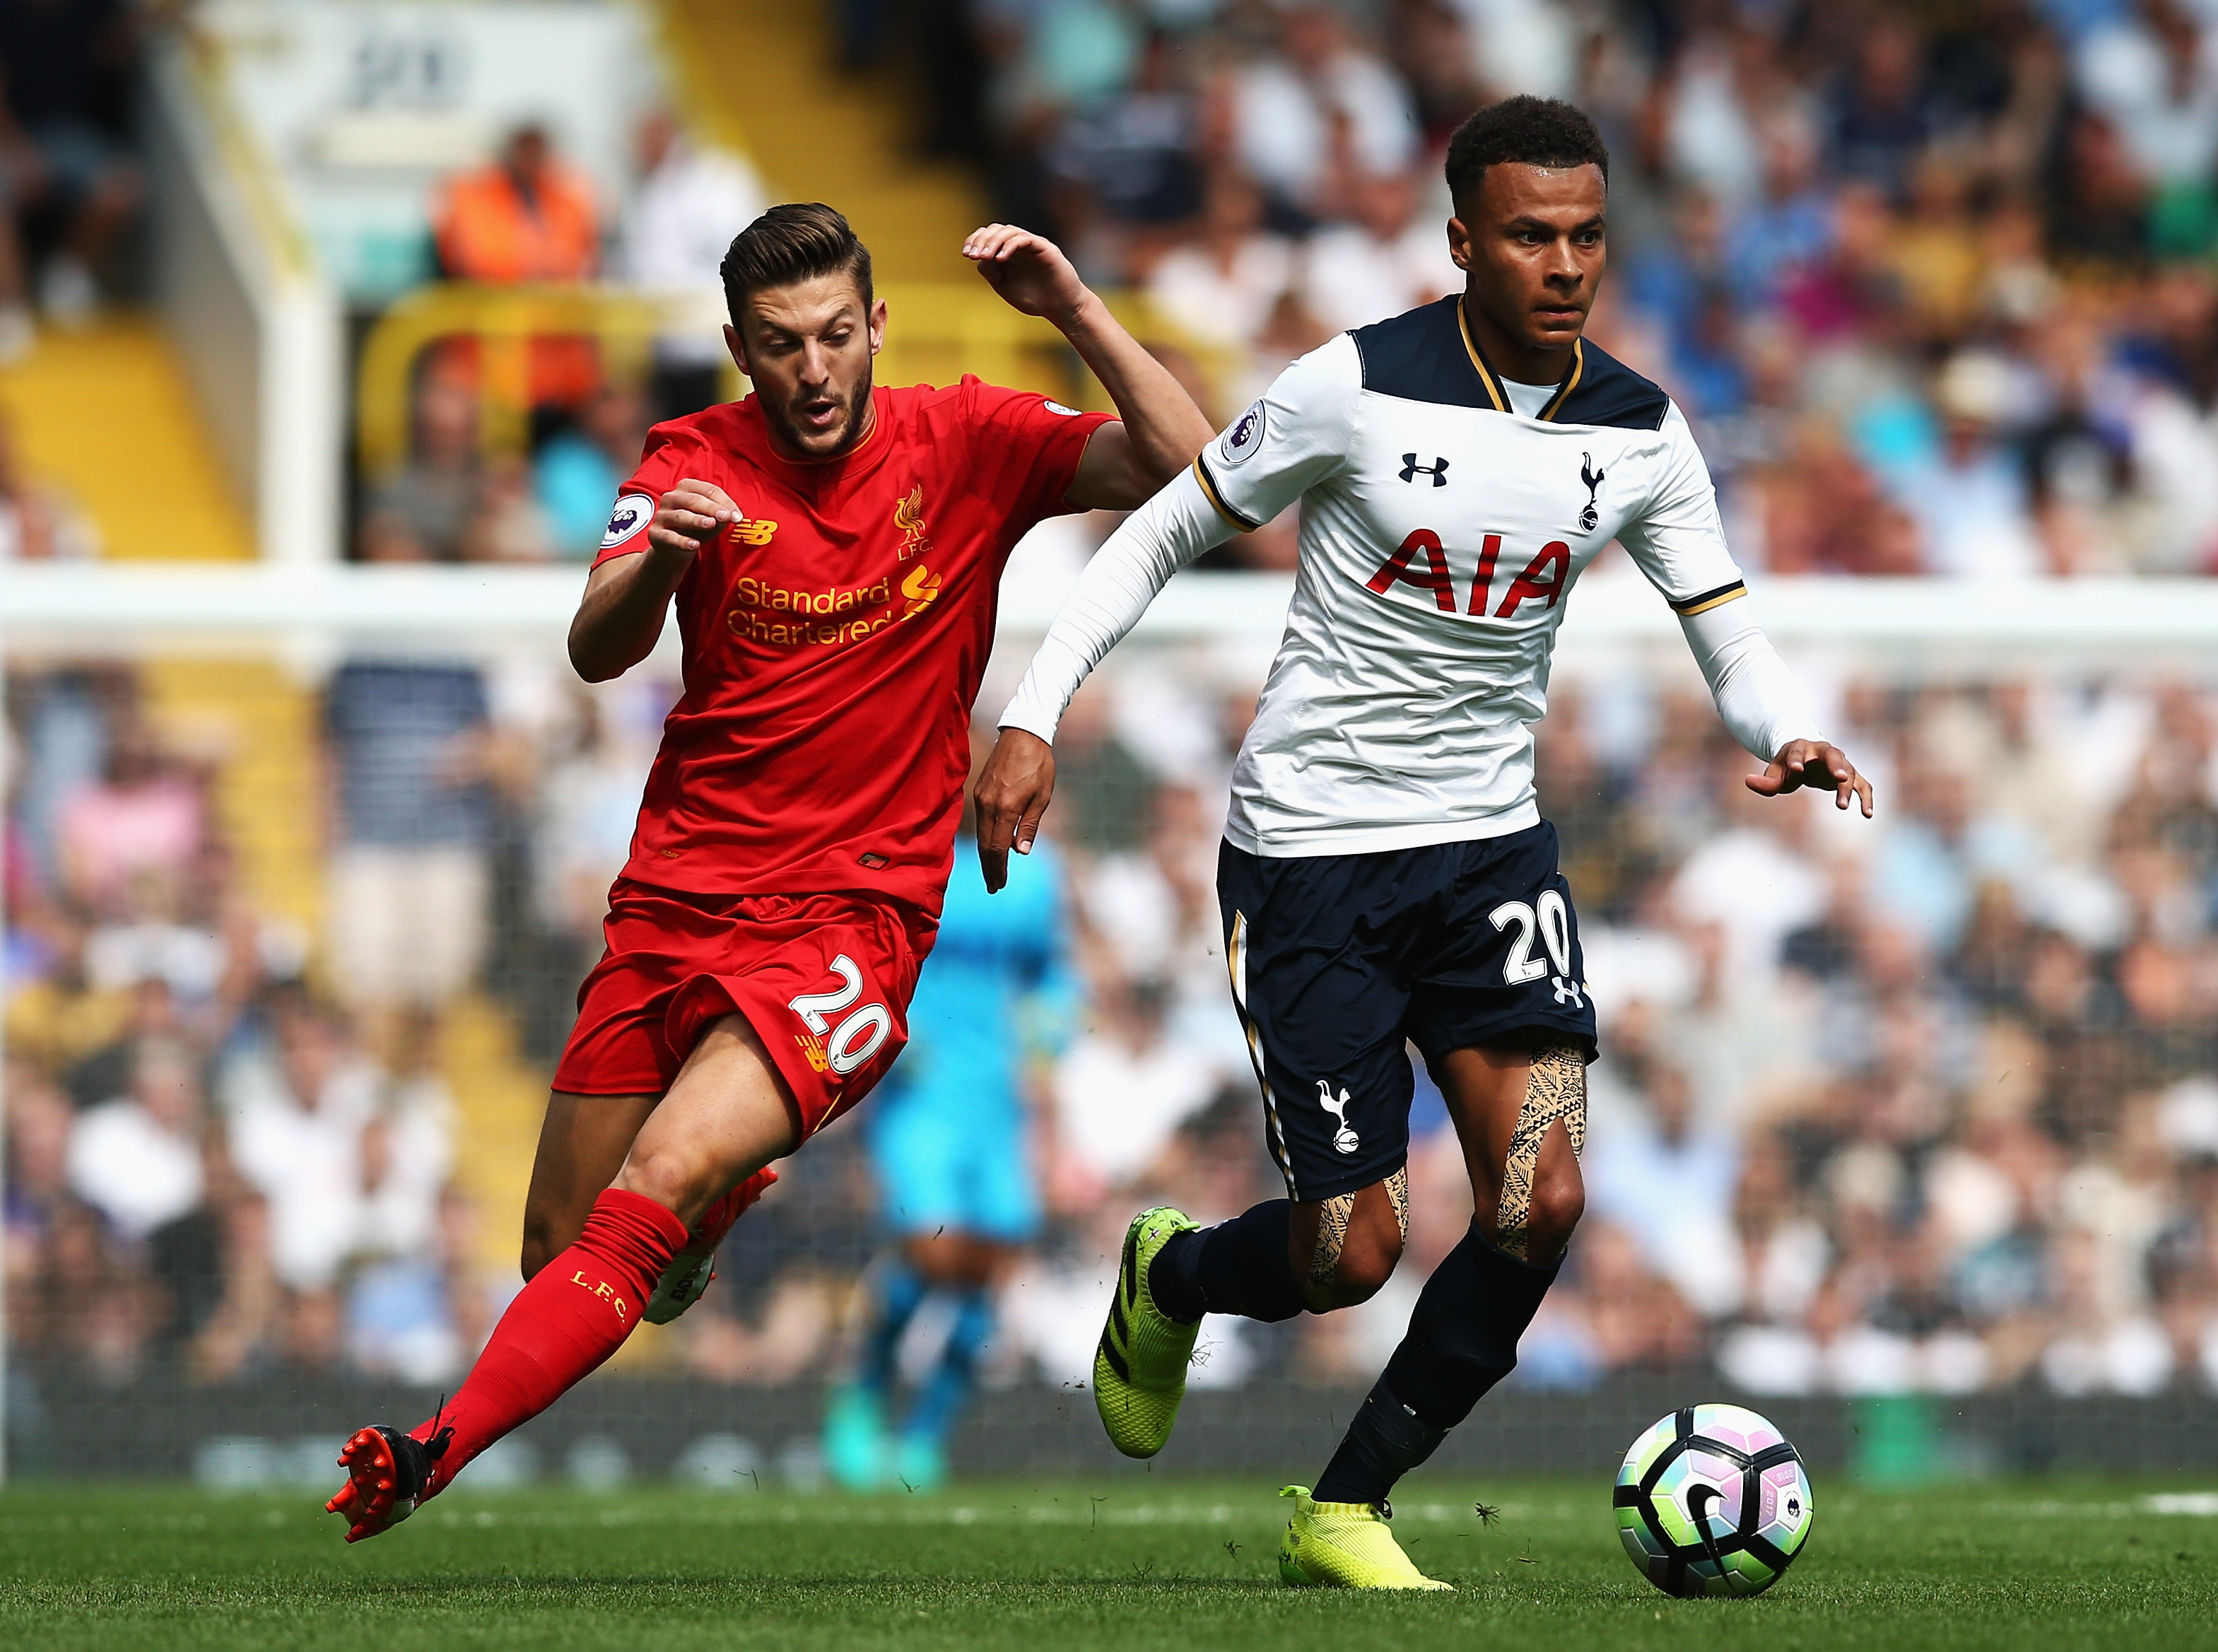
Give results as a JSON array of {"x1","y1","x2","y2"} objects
[
  {"x1": 1093, "y1": 1206, "x2": 1201, "y2": 1458},
  {"x1": 1277, "y1": 1485, "x2": 1453, "y2": 1590}
]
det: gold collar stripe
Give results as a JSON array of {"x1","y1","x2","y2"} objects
[
  {"x1": 1455, "y1": 299, "x2": 1509, "y2": 413},
  {"x1": 1538, "y1": 339, "x2": 1585, "y2": 423}
]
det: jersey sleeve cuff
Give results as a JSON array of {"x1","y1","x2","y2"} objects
[
  {"x1": 1668, "y1": 580, "x2": 1746, "y2": 616},
  {"x1": 1192, "y1": 454, "x2": 1262, "y2": 533},
  {"x1": 996, "y1": 684, "x2": 1062, "y2": 746}
]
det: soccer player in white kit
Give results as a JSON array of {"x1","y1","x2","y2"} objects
[{"x1": 976, "y1": 96, "x2": 1874, "y2": 1590}]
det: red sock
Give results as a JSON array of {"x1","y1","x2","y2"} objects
[{"x1": 411, "y1": 1188, "x2": 687, "y2": 1494}]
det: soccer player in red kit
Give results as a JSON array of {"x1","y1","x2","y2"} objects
[{"x1": 326, "y1": 203, "x2": 1213, "y2": 1540}]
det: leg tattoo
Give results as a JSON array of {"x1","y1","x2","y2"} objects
[
  {"x1": 1494, "y1": 1045, "x2": 1586, "y2": 1260},
  {"x1": 1302, "y1": 1169, "x2": 1407, "y2": 1304},
  {"x1": 1308, "y1": 1191, "x2": 1355, "y2": 1294}
]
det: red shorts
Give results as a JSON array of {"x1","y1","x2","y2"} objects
[{"x1": 551, "y1": 879, "x2": 936, "y2": 1137}]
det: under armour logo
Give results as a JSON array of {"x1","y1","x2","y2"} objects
[
  {"x1": 1316, "y1": 1079, "x2": 1361, "y2": 1154},
  {"x1": 1578, "y1": 452, "x2": 1605, "y2": 532},
  {"x1": 1400, "y1": 454, "x2": 1448, "y2": 486},
  {"x1": 1551, "y1": 976, "x2": 1584, "y2": 1008}
]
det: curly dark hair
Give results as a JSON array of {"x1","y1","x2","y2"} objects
[{"x1": 1444, "y1": 95, "x2": 1609, "y2": 210}]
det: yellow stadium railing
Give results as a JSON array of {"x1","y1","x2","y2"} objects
[
  {"x1": 356, "y1": 283, "x2": 669, "y2": 476},
  {"x1": 354, "y1": 283, "x2": 1235, "y2": 481}
]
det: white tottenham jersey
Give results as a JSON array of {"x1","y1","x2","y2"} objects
[{"x1": 1002, "y1": 295, "x2": 1821, "y2": 858}]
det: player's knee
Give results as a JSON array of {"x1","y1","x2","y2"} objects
[
  {"x1": 1523, "y1": 1159, "x2": 1585, "y2": 1262},
  {"x1": 614, "y1": 1144, "x2": 712, "y2": 1226},
  {"x1": 1308, "y1": 1190, "x2": 1405, "y2": 1308},
  {"x1": 1324, "y1": 1242, "x2": 1400, "y2": 1304}
]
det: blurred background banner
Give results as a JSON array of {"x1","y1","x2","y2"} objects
[{"x1": 16, "y1": 0, "x2": 2218, "y2": 1496}]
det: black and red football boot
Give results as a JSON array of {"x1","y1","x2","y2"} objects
[{"x1": 325, "y1": 1423, "x2": 450, "y2": 1543}]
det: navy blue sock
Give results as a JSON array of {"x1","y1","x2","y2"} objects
[
  {"x1": 1148, "y1": 1200, "x2": 1306, "y2": 1325},
  {"x1": 1312, "y1": 1222, "x2": 1561, "y2": 1506},
  {"x1": 857, "y1": 1255, "x2": 929, "y2": 1398},
  {"x1": 902, "y1": 1288, "x2": 993, "y2": 1446},
  {"x1": 1310, "y1": 1375, "x2": 1445, "y2": 1508}
]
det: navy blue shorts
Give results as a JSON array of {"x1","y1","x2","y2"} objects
[{"x1": 1218, "y1": 821, "x2": 1597, "y2": 1202}]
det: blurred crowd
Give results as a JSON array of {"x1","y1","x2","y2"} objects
[
  {"x1": 2, "y1": 665, "x2": 501, "y2": 1389},
  {"x1": 12, "y1": 638, "x2": 2218, "y2": 1408},
  {"x1": 353, "y1": 110, "x2": 765, "y2": 568},
  {"x1": 18, "y1": 0, "x2": 2218, "y2": 1421},
  {"x1": 869, "y1": 0, "x2": 2218, "y2": 575}
]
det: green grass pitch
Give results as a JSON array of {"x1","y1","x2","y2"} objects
[{"x1": 4, "y1": 1478, "x2": 2216, "y2": 1651}]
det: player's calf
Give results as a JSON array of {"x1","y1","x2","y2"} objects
[{"x1": 1484, "y1": 1042, "x2": 1587, "y2": 1262}]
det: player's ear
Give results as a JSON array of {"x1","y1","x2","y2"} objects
[
  {"x1": 1446, "y1": 215, "x2": 1472, "y2": 273},
  {"x1": 867, "y1": 298, "x2": 888, "y2": 358},
  {"x1": 723, "y1": 322, "x2": 751, "y2": 379}
]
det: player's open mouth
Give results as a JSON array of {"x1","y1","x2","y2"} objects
[{"x1": 798, "y1": 400, "x2": 841, "y2": 428}]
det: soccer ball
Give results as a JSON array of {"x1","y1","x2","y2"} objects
[{"x1": 1614, "y1": 1403, "x2": 1813, "y2": 1598}]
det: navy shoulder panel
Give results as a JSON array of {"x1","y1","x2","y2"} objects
[
  {"x1": 1551, "y1": 340, "x2": 1671, "y2": 431},
  {"x1": 1347, "y1": 297, "x2": 1498, "y2": 410}
]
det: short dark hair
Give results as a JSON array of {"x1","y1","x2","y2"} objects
[
  {"x1": 1444, "y1": 95, "x2": 1609, "y2": 210},
  {"x1": 720, "y1": 202, "x2": 874, "y2": 322}
]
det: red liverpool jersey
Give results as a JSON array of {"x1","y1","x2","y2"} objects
[{"x1": 594, "y1": 377, "x2": 1113, "y2": 918}]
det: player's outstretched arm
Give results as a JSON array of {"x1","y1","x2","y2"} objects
[
  {"x1": 975, "y1": 468, "x2": 1236, "y2": 891},
  {"x1": 963, "y1": 223, "x2": 1212, "y2": 508},
  {"x1": 1619, "y1": 403, "x2": 1874, "y2": 819},
  {"x1": 567, "y1": 479, "x2": 732, "y2": 681},
  {"x1": 1677, "y1": 597, "x2": 1874, "y2": 819}
]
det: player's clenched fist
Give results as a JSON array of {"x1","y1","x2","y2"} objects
[
  {"x1": 650, "y1": 477, "x2": 740, "y2": 556},
  {"x1": 973, "y1": 727, "x2": 1056, "y2": 893}
]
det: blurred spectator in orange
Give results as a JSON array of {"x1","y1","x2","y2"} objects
[
  {"x1": 433, "y1": 124, "x2": 599, "y2": 283},
  {"x1": 430, "y1": 125, "x2": 609, "y2": 447}
]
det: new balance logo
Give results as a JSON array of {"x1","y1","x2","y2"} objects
[
  {"x1": 1316, "y1": 1080, "x2": 1361, "y2": 1154},
  {"x1": 1400, "y1": 454, "x2": 1448, "y2": 486}
]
